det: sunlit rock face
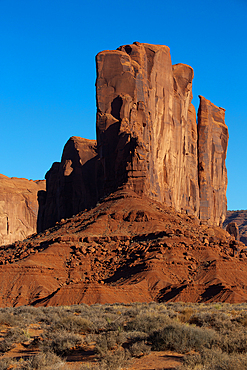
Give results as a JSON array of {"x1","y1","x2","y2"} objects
[
  {"x1": 38, "y1": 42, "x2": 228, "y2": 231},
  {"x1": 96, "y1": 42, "x2": 228, "y2": 226},
  {"x1": 0, "y1": 175, "x2": 45, "y2": 246},
  {"x1": 197, "y1": 96, "x2": 228, "y2": 226}
]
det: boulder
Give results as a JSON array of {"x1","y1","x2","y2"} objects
[{"x1": 226, "y1": 221, "x2": 240, "y2": 241}]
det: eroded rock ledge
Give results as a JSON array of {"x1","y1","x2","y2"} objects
[{"x1": 39, "y1": 42, "x2": 228, "y2": 231}]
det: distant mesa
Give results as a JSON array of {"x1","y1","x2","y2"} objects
[
  {"x1": 38, "y1": 42, "x2": 228, "y2": 232},
  {"x1": 0, "y1": 174, "x2": 45, "y2": 246}
]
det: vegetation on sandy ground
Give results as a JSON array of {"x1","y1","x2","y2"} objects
[{"x1": 0, "y1": 302, "x2": 247, "y2": 369}]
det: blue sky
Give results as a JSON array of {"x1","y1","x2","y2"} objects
[{"x1": 0, "y1": 0, "x2": 246, "y2": 210}]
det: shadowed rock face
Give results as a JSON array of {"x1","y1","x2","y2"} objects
[
  {"x1": 0, "y1": 175, "x2": 45, "y2": 246},
  {"x1": 39, "y1": 42, "x2": 228, "y2": 231},
  {"x1": 38, "y1": 137, "x2": 99, "y2": 232}
]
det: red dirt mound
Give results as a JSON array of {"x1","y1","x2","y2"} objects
[{"x1": 0, "y1": 189, "x2": 246, "y2": 307}]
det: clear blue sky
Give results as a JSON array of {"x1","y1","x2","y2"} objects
[{"x1": 0, "y1": 0, "x2": 246, "y2": 210}]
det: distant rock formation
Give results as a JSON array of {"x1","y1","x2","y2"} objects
[
  {"x1": 226, "y1": 221, "x2": 240, "y2": 241},
  {"x1": 39, "y1": 42, "x2": 229, "y2": 231},
  {"x1": 224, "y1": 211, "x2": 247, "y2": 245},
  {"x1": 0, "y1": 174, "x2": 45, "y2": 245}
]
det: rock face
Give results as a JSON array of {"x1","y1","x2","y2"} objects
[
  {"x1": 197, "y1": 96, "x2": 228, "y2": 226},
  {"x1": 96, "y1": 44, "x2": 199, "y2": 216},
  {"x1": 38, "y1": 137, "x2": 98, "y2": 232},
  {"x1": 226, "y1": 222, "x2": 240, "y2": 241},
  {"x1": 0, "y1": 174, "x2": 46, "y2": 246},
  {"x1": 39, "y1": 42, "x2": 228, "y2": 231},
  {"x1": 96, "y1": 42, "x2": 228, "y2": 225},
  {"x1": 224, "y1": 211, "x2": 247, "y2": 245}
]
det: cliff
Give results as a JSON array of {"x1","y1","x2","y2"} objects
[
  {"x1": 37, "y1": 137, "x2": 98, "y2": 231},
  {"x1": 0, "y1": 174, "x2": 45, "y2": 245},
  {"x1": 39, "y1": 42, "x2": 228, "y2": 231}
]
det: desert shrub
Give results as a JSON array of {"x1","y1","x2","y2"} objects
[
  {"x1": 149, "y1": 322, "x2": 217, "y2": 353},
  {"x1": 219, "y1": 327, "x2": 247, "y2": 354},
  {"x1": 178, "y1": 307, "x2": 195, "y2": 323},
  {"x1": 237, "y1": 312, "x2": 247, "y2": 327},
  {"x1": 12, "y1": 306, "x2": 45, "y2": 327},
  {"x1": 128, "y1": 340, "x2": 151, "y2": 357},
  {"x1": 180, "y1": 348, "x2": 247, "y2": 370},
  {"x1": 41, "y1": 330, "x2": 82, "y2": 356},
  {"x1": 99, "y1": 348, "x2": 130, "y2": 370},
  {"x1": 95, "y1": 330, "x2": 126, "y2": 356},
  {"x1": 124, "y1": 330, "x2": 148, "y2": 342},
  {"x1": 125, "y1": 313, "x2": 170, "y2": 334},
  {"x1": 22, "y1": 352, "x2": 63, "y2": 369},
  {"x1": 0, "y1": 327, "x2": 29, "y2": 352},
  {"x1": 50, "y1": 314, "x2": 93, "y2": 333},
  {"x1": 0, "y1": 311, "x2": 19, "y2": 327},
  {"x1": 189, "y1": 311, "x2": 233, "y2": 331},
  {"x1": 0, "y1": 357, "x2": 16, "y2": 370}
]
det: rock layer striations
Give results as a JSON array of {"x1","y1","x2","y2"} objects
[{"x1": 39, "y1": 42, "x2": 228, "y2": 230}]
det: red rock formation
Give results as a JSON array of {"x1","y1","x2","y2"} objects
[
  {"x1": 198, "y1": 96, "x2": 228, "y2": 226},
  {"x1": 0, "y1": 174, "x2": 45, "y2": 246},
  {"x1": 224, "y1": 210, "x2": 247, "y2": 245},
  {"x1": 96, "y1": 42, "x2": 227, "y2": 225},
  {"x1": 39, "y1": 42, "x2": 228, "y2": 231},
  {"x1": 226, "y1": 221, "x2": 240, "y2": 241},
  {"x1": 38, "y1": 137, "x2": 98, "y2": 231}
]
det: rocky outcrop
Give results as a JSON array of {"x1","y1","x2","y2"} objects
[
  {"x1": 39, "y1": 42, "x2": 228, "y2": 231},
  {"x1": 224, "y1": 210, "x2": 247, "y2": 245},
  {"x1": 226, "y1": 222, "x2": 240, "y2": 241},
  {"x1": 96, "y1": 42, "x2": 228, "y2": 225},
  {"x1": 198, "y1": 96, "x2": 228, "y2": 226},
  {"x1": 38, "y1": 137, "x2": 98, "y2": 232},
  {"x1": 0, "y1": 174, "x2": 45, "y2": 245}
]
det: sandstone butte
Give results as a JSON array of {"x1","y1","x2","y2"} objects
[
  {"x1": 0, "y1": 174, "x2": 45, "y2": 246},
  {"x1": 38, "y1": 42, "x2": 228, "y2": 232},
  {"x1": 1, "y1": 42, "x2": 247, "y2": 307}
]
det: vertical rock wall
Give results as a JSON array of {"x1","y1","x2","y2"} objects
[
  {"x1": 96, "y1": 42, "x2": 228, "y2": 226},
  {"x1": 39, "y1": 42, "x2": 229, "y2": 231},
  {"x1": 0, "y1": 175, "x2": 45, "y2": 245},
  {"x1": 96, "y1": 42, "x2": 200, "y2": 217},
  {"x1": 37, "y1": 137, "x2": 98, "y2": 232},
  {"x1": 198, "y1": 96, "x2": 228, "y2": 225}
]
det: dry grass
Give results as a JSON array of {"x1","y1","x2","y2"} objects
[{"x1": 0, "y1": 302, "x2": 247, "y2": 369}]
